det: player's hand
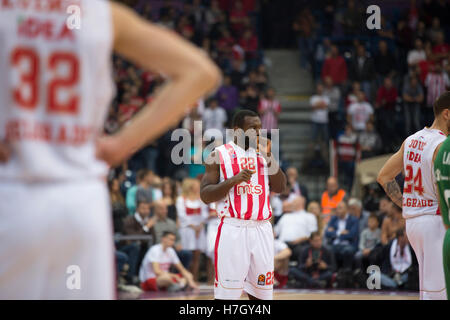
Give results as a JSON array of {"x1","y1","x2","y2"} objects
[
  {"x1": 0, "y1": 141, "x2": 11, "y2": 163},
  {"x1": 95, "y1": 135, "x2": 135, "y2": 168},
  {"x1": 257, "y1": 136, "x2": 272, "y2": 156},
  {"x1": 232, "y1": 169, "x2": 255, "y2": 185},
  {"x1": 306, "y1": 256, "x2": 313, "y2": 267}
]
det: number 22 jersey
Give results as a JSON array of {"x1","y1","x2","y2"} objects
[
  {"x1": 402, "y1": 127, "x2": 446, "y2": 219},
  {"x1": 0, "y1": 0, "x2": 114, "y2": 182}
]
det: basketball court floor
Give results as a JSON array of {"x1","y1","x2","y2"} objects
[{"x1": 118, "y1": 284, "x2": 419, "y2": 300}]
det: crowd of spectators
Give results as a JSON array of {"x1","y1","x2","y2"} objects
[{"x1": 301, "y1": 0, "x2": 450, "y2": 193}]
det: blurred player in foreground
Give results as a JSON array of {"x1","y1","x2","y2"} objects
[
  {"x1": 200, "y1": 110, "x2": 286, "y2": 300},
  {"x1": 378, "y1": 92, "x2": 450, "y2": 300},
  {"x1": 0, "y1": 0, "x2": 220, "y2": 299},
  {"x1": 434, "y1": 92, "x2": 450, "y2": 300}
]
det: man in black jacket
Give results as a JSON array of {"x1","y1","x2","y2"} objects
[{"x1": 289, "y1": 232, "x2": 336, "y2": 288}]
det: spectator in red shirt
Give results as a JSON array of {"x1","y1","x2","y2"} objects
[
  {"x1": 321, "y1": 45, "x2": 348, "y2": 86},
  {"x1": 432, "y1": 31, "x2": 450, "y2": 64},
  {"x1": 337, "y1": 124, "x2": 360, "y2": 192},
  {"x1": 229, "y1": 0, "x2": 249, "y2": 37},
  {"x1": 375, "y1": 77, "x2": 398, "y2": 152},
  {"x1": 239, "y1": 28, "x2": 259, "y2": 66}
]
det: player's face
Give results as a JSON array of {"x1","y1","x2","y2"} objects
[
  {"x1": 239, "y1": 116, "x2": 261, "y2": 150},
  {"x1": 310, "y1": 236, "x2": 322, "y2": 249}
]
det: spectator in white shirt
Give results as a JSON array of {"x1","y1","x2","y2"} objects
[
  {"x1": 273, "y1": 235, "x2": 292, "y2": 289},
  {"x1": 139, "y1": 231, "x2": 198, "y2": 292},
  {"x1": 347, "y1": 91, "x2": 374, "y2": 134},
  {"x1": 203, "y1": 98, "x2": 227, "y2": 137},
  {"x1": 407, "y1": 38, "x2": 426, "y2": 70},
  {"x1": 274, "y1": 196, "x2": 318, "y2": 259},
  {"x1": 310, "y1": 83, "x2": 330, "y2": 145}
]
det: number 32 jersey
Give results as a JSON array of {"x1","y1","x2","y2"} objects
[
  {"x1": 402, "y1": 127, "x2": 446, "y2": 219},
  {"x1": 0, "y1": 0, "x2": 114, "y2": 182}
]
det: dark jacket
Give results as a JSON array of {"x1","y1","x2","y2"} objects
[
  {"x1": 325, "y1": 214, "x2": 359, "y2": 250},
  {"x1": 298, "y1": 244, "x2": 336, "y2": 274},
  {"x1": 380, "y1": 239, "x2": 418, "y2": 276},
  {"x1": 121, "y1": 214, "x2": 155, "y2": 246},
  {"x1": 349, "y1": 56, "x2": 376, "y2": 82}
]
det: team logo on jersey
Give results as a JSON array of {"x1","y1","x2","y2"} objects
[
  {"x1": 236, "y1": 183, "x2": 263, "y2": 195},
  {"x1": 257, "y1": 274, "x2": 266, "y2": 286}
]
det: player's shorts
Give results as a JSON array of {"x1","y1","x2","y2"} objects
[
  {"x1": 214, "y1": 217, "x2": 274, "y2": 300},
  {"x1": 179, "y1": 226, "x2": 206, "y2": 252},
  {"x1": 405, "y1": 214, "x2": 447, "y2": 300},
  {"x1": 0, "y1": 179, "x2": 115, "y2": 299},
  {"x1": 206, "y1": 219, "x2": 220, "y2": 261}
]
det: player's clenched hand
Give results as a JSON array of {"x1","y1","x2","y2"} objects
[
  {"x1": 95, "y1": 135, "x2": 137, "y2": 168},
  {"x1": 232, "y1": 169, "x2": 255, "y2": 185},
  {"x1": 0, "y1": 141, "x2": 11, "y2": 163}
]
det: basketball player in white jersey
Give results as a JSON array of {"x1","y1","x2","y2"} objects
[
  {"x1": 377, "y1": 92, "x2": 450, "y2": 299},
  {"x1": 0, "y1": 0, "x2": 221, "y2": 299},
  {"x1": 200, "y1": 110, "x2": 287, "y2": 300}
]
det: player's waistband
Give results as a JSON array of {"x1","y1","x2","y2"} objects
[
  {"x1": 403, "y1": 212, "x2": 440, "y2": 220},
  {"x1": 222, "y1": 216, "x2": 270, "y2": 227}
]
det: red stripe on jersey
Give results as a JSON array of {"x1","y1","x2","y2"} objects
[
  {"x1": 257, "y1": 156, "x2": 266, "y2": 220},
  {"x1": 214, "y1": 217, "x2": 225, "y2": 285},
  {"x1": 437, "y1": 206, "x2": 441, "y2": 215},
  {"x1": 224, "y1": 144, "x2": 241, "y2": 219},
  {"x1": 185, "y1": 207, "x2": 201, "y2": 215},
  {"x1": 218, "y1": 149, "x2": 234, "y2": 218}
]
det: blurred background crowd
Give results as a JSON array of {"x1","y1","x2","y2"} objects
[{"x1": 108, "y1": 0, "x2": 449, "y2": 293}]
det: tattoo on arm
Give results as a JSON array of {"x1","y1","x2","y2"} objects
[{"x1": 383, "y1": 180, "x2": 403, "y2": 207}]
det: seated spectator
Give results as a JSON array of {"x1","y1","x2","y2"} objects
[
  {"x1": 289, "y1": 232, "x2": 335, "y2": 288},
  {"x1": 348, "y1": 198, "x2": 370, "y2": 233},
  {"x1": 321, "y1": 176, "x2": 346, "y2": 224},
  {"x1": 348, "y1": 45, "x2": 375, "y2": 101},
  {"x1": 274, "y1": 196, "x2": 318, "y2": 259},
  {"x1": 325, "y1": 200, "x2": 359, "y2": 271},
  {"x1": 286, "y1": 166, "x2": 309, "y2": 202},
  {"x1": 376, "y1": 196, "x2": 392, "y2": 225},
  {"x1": 347, "y1": 91, "x2": 374, "y2": 134},
  {"x1": 381, "y1": 203, "x2": 405, "y2": 246},
  {"x1": 307, "y1": 201, "x2": 324, "y2": 236},
  {"x1": 258, "y1": 87, "x2": 281, "y2": 137},
  {"x1": 273, "y1": 236, "x2": 292, "y2": 289},
  {"x1": 320, "y1": 45, "x2": 348, "y2": 86},
  {"x1": 323, "y1": 76, "x2": 342, "y2": 139},
  {"x1": 136, "y1": 170, "x2": 162, "y2": 207},
  {"x1": 375, "y1": 77, "x2": 398, "y2": 152},
  {"x1": 120, "y1": 201, "x2": 157, "y2": 285},
  {"x1": 109, "y1": 178, "x2": 128, "y2": 234},
  {"x1": 403, "y1": 74, "x2": 424, "y2": 136},
  {"x1": 176, "y1": 178, "x2": 208, "y2": 282},
  {"x1": 336, "y1": 125, "x2": 359, "y2": 193},
  {"x1": 354, "y1": 213, "x2": 381, "y2": 270},
  {"x1": 139, "y1": 231, "x2": 198, "y2": 292},
  {"x1": 310, "y1": 82, "x2": 330, "y2": 147},
  {"x1": 161, "y1": 178, "x2": 178, "y2": 224},
  {"x1": 153, "y1": 200, "x2": 192, "y2": 270},
  {"x1": 126, "y1": 169, "x2": 146, "y2": 215},
  {"x1": 359, "y1": 121, "x2": 382, "y2": 159},
  {"x1": 380, "y1": 229, "x2": 418, "y2": 290}
]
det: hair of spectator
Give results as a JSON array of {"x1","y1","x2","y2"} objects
[
  {"x1": 309, "y1": 231, "x2": 321, "y2": 241},
  {"x1": 348, "y1": 197, "x2": 362, "y2": 208},
  {"x1": 433, "y1": 91, "x2": 450, "y2": 117},
  {"x1": 136, "y1": 169, "x2": 147, "y2": 183},
  {"x1": 368, "y1": 213, "x2": 379, "y2": 221},
  {"x1": 232, "y1": 110, "x2": 259, "y2": 128},
  {"x1": 162, "y1": 231, "x2": 176, "y2": 238}
]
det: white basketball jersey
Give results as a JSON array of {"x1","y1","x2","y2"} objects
[
  {"x1": 214, "y1": 141, "x2": 272, "y2": 221},
  {"x1": 402, "y1": 127, "x2": 446, "y2": 218},
  {"x1": 0, "y1": 0, "x2": 114, "y2": 182}
]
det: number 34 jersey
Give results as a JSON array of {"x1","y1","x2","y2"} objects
[
  {"x1": 402, "y1": 127, "x2": 446, "y2": 219},
  {"x1": 0, "y1": 0, "x2": 114, "y2": 182}
]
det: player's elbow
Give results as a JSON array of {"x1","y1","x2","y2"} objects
[{"x1": 190, "y1": 57, "x2": 222, "y2": 93}]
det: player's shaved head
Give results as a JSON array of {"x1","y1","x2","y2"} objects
[
  {"x1": 433, "y1": 91, "x2": 450, "y2": 117},
  {"x1": 232, "y1": 110, "x2": 259, "y2": 129}
]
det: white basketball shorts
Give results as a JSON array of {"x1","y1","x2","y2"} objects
[
  {"x1": 0, "y1": 180, "x2": 115, "y2": 299},
  {"x1": 214, "y1": 217, "x2": 274, "y2": 300},
  {"x1": 405, "y1": 214, "x2": 447, "y2": 300}
]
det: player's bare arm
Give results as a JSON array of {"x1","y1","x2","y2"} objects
[
  {"x1": 258, "y1": 136, "x2": 287, "y2": 193},
  {"x1": 377, "y1": 141, "x2": 405, "y2": 208},
  {"x1": 97, "y1": 3, "x2": 222, "y2": 167},
  {"x1": 200, "y1": 151, "x2": 255, "y2": 204}
]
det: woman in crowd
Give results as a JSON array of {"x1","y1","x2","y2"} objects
[{"x1": 162, "y1": 178, "x2": 179, "y2": 226}]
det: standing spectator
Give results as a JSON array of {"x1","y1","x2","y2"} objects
[
  {"x1": 109, "y1": 178, "x2": 128, "y2": 234},
  {"x1": 321, "y1": 45, "x2": 348, "y2": 86},
  {"x1": 176, "y1": 178, "x2": 208, "y2": 282},
  {"x1": 258, "y1": 88, "x2": 281, "y2": 136},
  {"x1": 403, "y1": 74, "x2": 424, "y2": 136},
  {"x1": 424, "y1": 63, "x2": 450, "y2": 126},
  {"x1": 348, "y1": 198, "x2": 370, "y2": 234},
  {"x1": 380, "y1": 229, "x2": 418, "y2": 290},
  {"x1": 230, "y1": 59, "x2": 245, "y2": 89},
  {"x1": 239, "y1": 28, "x2": 259, "y2": 69},
  {"x1": 126, "y1": 170, "x2": 146, "y2": 215},
  {"x1": 321, "y1": 176, "x2": 346, "y2": 223},
  {"x1": 229, "y1": 0, "x2": 249, "y2": 37},
  {"x1": 374, "y1": 40, "x2": 397, "y2": 85},
  {"x1": 325, "y1": 200, "x2": 359, "y2": 271},
  {"x1": 314, "y1": 37, "x2": 332, "y2": 80},
  {"x1": 345, "y1": 81, "x2": 363, "y2": 109},
  {"x1": 347, "y1": 91, "x2": 374, "y2": 134},
  {"x1": 432, "y1": 31, "x2": 450, "y2": 65},
  {"x1": 216, "y1": 75, "x2": 239, "y2": 122},
  {"x1": 202, "y1": 98, "x2": 228, "y2": 135},
  {"x1": 139, "y1": 231, "x2": 198, "y2": 292},
  {"x1": 354, "y1": 213, "x2": 381, "y2": 272},
  {"x1": 152, "y1": 200, "x2": 192, "y2": 270},
  {"x1": 349, "y1": 45, "x2": 375, "y2": 101},
  {"x1": 274, "y1": 196, "x2": 318, "y2": 260},
  {"x1": 340, "y1": 0, "x2": 363, "y2": 35},
  {"x1": 359, "y1": 121, "x2": 382, "y2": 159},
  {"x1": 307, "y1": 201, "x2": 325, "y2": 236},
  {"x1": 310, "y1": 83, "x2": 330, "y2": 147},
  {"x1": 136, "y1": 170, "x2": 162, "y2": 206},
  {"x1": 323, "y1": 76, "x2": 342, "y2": 139},
  {"x1": 407, "y1": 38, "x2": 426, "y2": 70},
  {"x1": 286, "y1": 166, "x2": 309, "y2": 202},
  {"x1": 375, "y1": 77, "x2": 398, "y2": 151},
  {"x1": 293, "y1": 8, "x2": 317, "y2": 70},
  {"x1": 381, "y1": 203, "x2": 405, "y2": 246},
  {"x1": 273, "y1": 236, "x2": 292, "y2": 289},
  {"x1": 336, "y1": 125, "x2": 359, "y2": 193},
  {"x1": 242, "y1": 85, "x2": 260, "y2": 113},
  {"x1": 289, "y1": 232, "x2": 335, "y2": 288}
]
